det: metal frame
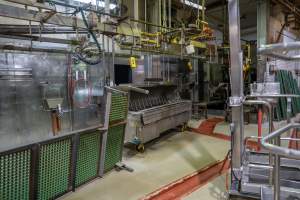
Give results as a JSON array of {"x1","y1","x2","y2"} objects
[
  {"x1": 100, "y1": 88, "x2": 129, "y2": 173},
  {"x1": 261, "y1": 123, "x2": 300, "y2": 200},
  {"x1": 0, "y1": 127, "x2": 106, "y2": 200},
  {"x1": 99, "y1": 91, "x2": 112, "y2": 177},
  {"x1": 228, "y1": 0, "x2": 244, "y2": 189},
  {"x1": 228, "y1": 1, "x2": 300, "y2": 198}
]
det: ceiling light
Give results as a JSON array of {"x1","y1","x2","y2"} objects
[{"x1": 180, "y1": 0, "x2": 204, "y2": 10}]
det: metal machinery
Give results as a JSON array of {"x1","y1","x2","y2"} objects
[
  {"x1": 0, "y1": 1, "x2": 130, "y2": 199},
  {"x1": 0, "y1": 0, "x2": 216, "y2": 198},
  {"x1": 228, "y1": 0, "x2": 300, "y2": 199},
  {"x1": 124, "y1": 84, "x2": 192, "y2": 151},
  {"x1": 0, "y1": 52, "x2": 111, "y2": 200},
  {"x1": 198, "y1": 62, "x2": 229, "y2": 107}
]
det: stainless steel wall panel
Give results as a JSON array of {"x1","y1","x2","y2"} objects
[{"x1": 0, "y1": 52, "x2": 105, "y2": 150}]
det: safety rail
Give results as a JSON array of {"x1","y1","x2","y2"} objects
[
  {"x1": 105, "y1": 86, "x2": 128, "y2": 96},
  {"x1": 118, "y1": 85, "x2": 150, "y2": 94},
  {"x1": 261, "y1": 123, "x2": 300, "y2": 160},
  {"x1": 261, "y1": 123, "x2": 300, "y2": 200},
  {"x1": 0, "y1": 127, "x2": 106, "y2": 200}
]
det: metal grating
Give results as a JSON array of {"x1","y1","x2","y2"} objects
[
  {"x1": 104, "y1": 124, "x2": 125, "y2": 172},
  {"x1": 0, "y1": 149, "x2": 31, "y2": 200},
  {"x1": 76, "y1": 132, "x2": 101, "y2": 186},
  {"x1": 109, "y1": 94, "x2": 128, "y2": 123},
  {"x1": 37, "y1": 139, "x2": 71, "y2": 200}
]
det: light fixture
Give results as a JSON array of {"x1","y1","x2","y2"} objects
[
  {"x1": 76, "y1": 0, "x2": 116, "y2": 9},
  {"x1": 180, "y1": 0, "x2": 205, "y2": 10}
]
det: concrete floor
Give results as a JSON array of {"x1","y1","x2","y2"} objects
[
  {"x1": 61, "y1": 130, "x2": 230, "y2": 200},
  {"x1": 61, "y1": 117, "x2": 294, "y2": 200}
]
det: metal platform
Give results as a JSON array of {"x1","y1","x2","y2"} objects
[{"x1": 261, "y1": 186, "x2": 300, "y2": 200}]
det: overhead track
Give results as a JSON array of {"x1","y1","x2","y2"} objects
[{"x1": 0, "y1": 3, "x2": 86, "y2": 28}]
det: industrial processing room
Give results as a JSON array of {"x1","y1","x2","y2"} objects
[{"x1": 1, "y1": 0, "x2": 300, "y2": 200}]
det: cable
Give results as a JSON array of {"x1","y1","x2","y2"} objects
[{"x1": 75, "y1": 8, "x2": 102, "y2": 65}]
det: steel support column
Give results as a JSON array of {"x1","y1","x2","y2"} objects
[
  {"x1": 228, "y1": 0, "x2": 244, "y2": 176},
  {"x1": 257, "y1": 0, "x2": 270, "y2": 82}
]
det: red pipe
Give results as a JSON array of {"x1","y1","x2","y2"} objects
[{"x1": 257, "y1": 108, "x2": 262, "y2": 151}]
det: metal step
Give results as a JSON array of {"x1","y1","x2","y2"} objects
[
  {"x1": 241, "y1": 164, "x2": 300, "y2": 196},
  {"x1": 247, "y1": 165, "x2": 300, "y2": 182},
  {"x1": 261, "y1": 186, "x2": 300, "y2": 200},
  {"x1": 246, "y1": 151, "x2": 300, "y2": 169}
]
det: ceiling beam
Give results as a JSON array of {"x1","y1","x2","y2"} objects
[
  {"x1": 273, "y1": 0, "x2": 300, "y2": 18},
  {"x1": 0, "y1": 3, "x2": 86, "y2": 28},
  {"x1": 3, "y1": 0, "x2": 53, "y2": 10}
]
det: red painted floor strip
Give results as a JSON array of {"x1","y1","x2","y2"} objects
[
  {"x1": 140, "y1": 158, "x2": 230, "y2": 200},
  {"x1": 191, "y1": 118, "x2": 260, "y2": 151},
  {"x1": 191, "y1": 128, "x2": 231, "y2": 141}
]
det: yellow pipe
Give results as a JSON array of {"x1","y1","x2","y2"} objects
[
  {"x1": 141, "y1": 31, "x2": 161, "y2": 37},
  {"x1": 141, "y1": 39, "x2": 157, "y2": 44}
]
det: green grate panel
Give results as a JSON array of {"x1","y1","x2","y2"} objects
[
  {"x1": 104, "y1": 124, "x2": 125, "y2": 172},
  {"x1": 0, "y1": 149, "x2": 31, "y2": 200},
  {"x1": 76, "y1": 132, "x2": 101, "y2": 186},
  {"x1": 37, "y1": 139, "x2": 71, "y2": 200},
  {"x1": 109, "y1": 94, "x2": 128, "y2": 123}
]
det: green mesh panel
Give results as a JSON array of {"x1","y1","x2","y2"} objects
[
  {"x1": 37, "y1": 139, "x2": 71, "y2": 200},
  {"x1": 109, "y1": 94, "x2": 128, "y2": 123},
  {"x1": 0, "y1": 149, "x2": 31, "y2": 200},
  {"x1": 104, "y1": 124, "x2": 125, "y2": 172},
  {"x1": 76, "y1": 132, "x2": 101, "y2": 186}
]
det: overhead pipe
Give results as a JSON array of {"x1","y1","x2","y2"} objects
[
  {"x1": 0, "y1": 44, "x2": 71, "y2": 54},
  {"x1": 130, "y1": 19, "x2": 175, "y2": 30},
  {"x1": 45, "y1": 0, "x2": 121, "y2": 18},
  {"x1": 261, "y1": 52, "x2": 300, "y2": 61},
  {"x1": 258, "y1": 42, "x2": 300, "y2": 52},
  {"x1": 258, "y1": 42, "x2": 300, "y2": 61},
  {"x1": 0, "y1": 25, "x2": 87, "y2": 35}
]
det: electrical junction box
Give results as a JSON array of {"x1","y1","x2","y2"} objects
[{"x1": 186, "y1": 44, "x2": 195, "y2": 54}]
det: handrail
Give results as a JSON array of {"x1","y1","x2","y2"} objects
[
  {"x1": 245, "y1": 135, "x2": 300, "y2": 142},
  {"x1": 105, "y1": 86, "x2": 128, "y2": 96},
  {"x1": 244, "y1": 100, "x2": 273, "y2": 133},
  {"x1": 261, "y1": 123, "x2": 300, "y2": 160},
  {"x1": 246, "y1": 94, "x2": 300, "y2": 98},
  {"x1": 118, "y1": 85, "x2": 150, "y2": 94}
]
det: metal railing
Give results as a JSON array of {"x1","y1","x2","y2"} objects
[{"x1": 261, "y1": 123, "x2": 300, "y2": 200}]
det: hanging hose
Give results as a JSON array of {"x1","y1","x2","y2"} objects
[
  {"x1": 220, "y1": 150, "x2": 231, "y2": 192},
  {"x1": 75, "y1": 8, "x2": 102, "y2": 65}
]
